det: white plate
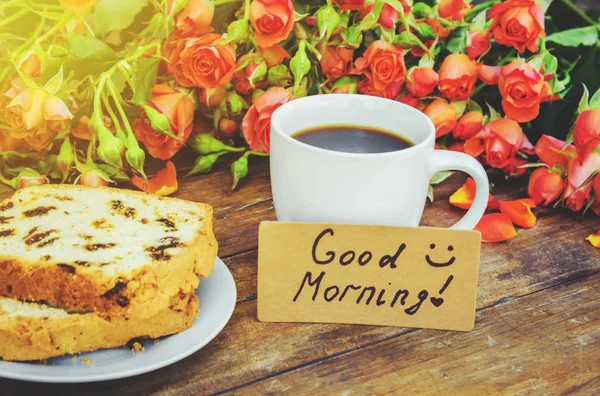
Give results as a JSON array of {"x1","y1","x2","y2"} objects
[{"x1": 0, "y1": 257, "x2": 236, "y2": 383}]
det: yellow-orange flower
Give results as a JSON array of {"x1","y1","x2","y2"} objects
[
  {"x1": 422, "y1": 99, "x2": 457, "y2": 138},
  {"x1": 438, "y1": 54, "x2": 478, "y2": 102}
]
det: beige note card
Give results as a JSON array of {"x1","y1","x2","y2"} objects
[{"x1": 258, "y1": 222, "x2": 481, "y2": 332}]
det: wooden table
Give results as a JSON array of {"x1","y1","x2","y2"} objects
[{"x1": 0, "y1": 158, "x2": 598, "y2": 395}]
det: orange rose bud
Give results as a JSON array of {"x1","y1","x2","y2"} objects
[
  {"x1": 527, "y1": 167, "x2": 564, "y2": 206},
  {"x1": 406, "y1": 67, "x2": 439, "y2": 97},
  {"x1": 453, "y1": 111, "x2": 484, "y2": 140},
  {"x1": 177, "y1": 34, "x2": 236, "y2": 89},
  {"x1": 199, "y1": 86, "x2": 228, "y2": 108},
  {"x1": 466, "y1": 30, "x2": 491, "y2": 60},
  {"x1": 132, "y1": 161, "x2": 178, "y2": 197},
  {"x1": 464, "y1": 137, "x2": 486, "y2": 157},
  {"x1": 333, "y1": 0, "x2": 365, "y2": 11},
  {"x1": 489, "y1": 0, "x2": 545, "y2": 53},
  {"x1": 250, "y1": 0, "x2": 295, "y2": 48},
  {"x1": 20, "y1": 53, "x2": 41, "y2": 78},
  {"x1": 563, "y1": 153, "x2": 600, "y2": 212},
  {"x1": 586, "y1": 230, "x2": 600, "y2": 248},
  {"x1": 438, "y1": 54, "x2": 478, "y2": 102},
  {"x1": 425, "y1": 18, "x2": 450, "y2": 38},
  {"x1": 320, "y1": 46, "x2": 354, "y2": 82},
  {"x1": 423, "y1": 99, "x2": 458, "y2": 138},
  {"x1": 409, "y1": 40, "x2": 435, "y2": 57},
  {"x1": 478, "y1": 118, "x2": 524, "y2": 169},
  {"x1": 261, "y1": 45, "x2": 290, "y2": 67},
  {"x1": 573, "y1": 109, "x2": 600, "y2": 163},
  {"x1": 242, "y1": 87, "x2": 293, "y2": 153},
  {"x1": 499, "y1": 60, "x2": 547, "y2": 123},
  {"x1": 475, "y1": 213, "x2": 518, "y2": 243},
  {"x1": 449, "y1": 177, "x2": 493, "y2": 209},
  {"x1": 79, "y1": 170, "x2": 109, "y2": 187},
  {"x1": 438, "y1": 0, "x2": 471, "y2": 21},
  {"x1": 478, "y1": 65, "x2": 501, "y2": 85},
  {"x1": 170, "y1": 0, "x2": 215, "y2": 37},
  {"x1": 359, "y1": 3, "x2": 399, "y2": 29},
  {"x1": 24, "y1": 124, "x2": 53, "y2": 152},
  {"x1": 498, "y1": 199, "x2": 537, "y2": 229},
  {"x1": 534, "y1": 134, "x2": 576, "y2": 168},
  {"x1": 354, "y1": 40, "x2": 406, "y2": 100},
  {"x1": 219, "y1": 118, "x2": 238, "y2": 135},
  {"x1": 43, "y1": 95, "x2": 73, "y2": 133}
]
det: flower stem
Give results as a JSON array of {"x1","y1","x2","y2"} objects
[
  {"x1": 214, "y1": 0, "x2": 244, "y2": 6},
  {"x1": 560, "y1": 0, "x2": 598, "y2": 27},
  {"x1": 0, "y1": 9, "x2": 28, "y2": 29},
  {"x1": 464, "y1": 0, "x2": 500, "y2": 23},
  {"x1": 243, "y1": 0, "x2": 250, "y2": 20}
]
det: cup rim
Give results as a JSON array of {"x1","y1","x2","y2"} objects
[{"x1": 270, "y1": 94, "x2": 436, "y2": 158}]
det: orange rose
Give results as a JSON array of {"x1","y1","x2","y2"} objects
[
  {"x1": 261, "y1": 45, "x2": 290, "y2": 67},
  {"x1": 573, "y1": 109, "x2": 600, "y2": 163},
  {"x1": 453, "y1": 111, "x2": 484, "y2": 140},
  {"x1": 320, "y1": 46, "x2": 354, "y2": 81},
  {"x1": 24, "y1": 123, "x2": 53, "y2": 152},
  {"x1": 476, "y1": 118, "x2": 524, "y2": 169},
  {"x1": 359, "y1": 3, "x2": 399, "y2": 29},
  {"x1": 425, "y1": 18, "x2": 450, "y2": 39},
  {"x1": 466, "y1": 30, "x2": 491, "y2": 60},
  {"x1": 333, "y1": 0, "x2": 365, "y2": 11},
  {"x1": 354, "y1": 40, "x2": 406, "y2": 99},
  {"x1": 177, "y1": 34, "x2": 236, "y2": 89},
  {"x1": 406, "y1": 67, "x2": 439, "y2": 97},
  {"x1": 242, "y1": 87, "x2": 293, "y2": 153},
  {"x1": 164, "y1": 35, "x2": 193, "y2": 87},
  {"x1": 134, "y1": 85, "x2": 194, "y2": 160},
  {"x1": 563, "y1": 153, "x2": 600, "y2": 212},
  {"x1": 71, "y1": 115, "x2": 91, "y2": 140},
  {"x1": 249, "y1": 0, "x2": 294, "y2": 48},
  {"x1": 423, "y1": 99, "x2": 458, "y2": 138},
  {"x1": 498, "y1": 60, "x2": 547, "y2": 123},
  {"x1": 489, "y1": 0, "x2": 545, "y2": 53},
  {"x1": 409, "y1": 40, "x2": 435, "y2": 57},
  {"x1": 478, "y1": 64, "x2": 501, "y2": 85},
  {"x1": 199, "y1": 86, "x2": 228, "y2": 108},
  {"x1": 42, "y1": 95, "x2": 73, "y2": 133},
  {"x1": 0, "y1": 131, "x2": 24, "y2": 151},
  {"x1": 169, "y1": 0, "x2": 214, "y2": 37},
  {"x1": 534, "y1": 134, "x2": 576, "y2": 169},
  {"x1": 527, "y1": 167, "x2": 564, "y2": 206},
  {"x1": 4, "y1": 89, "x2": 49, "y2": 132},
  {"x1": 438, "y1": 0, "x2": 471, "y2": 21},
  {"x1": 438, "y1": 54, "x2": 478, "y2": 102},
  {"x1": 397, "y1": 93, "x2": 422, "y2": 110}
]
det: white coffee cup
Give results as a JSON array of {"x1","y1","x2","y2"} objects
[{"x1": 269, "y1": 94, "x2": 489, "y2": 229}]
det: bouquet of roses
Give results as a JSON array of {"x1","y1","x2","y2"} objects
[{"x1": 0, "y1": 0, "x2": 598, "y2": 244}]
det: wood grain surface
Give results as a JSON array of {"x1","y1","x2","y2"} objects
[{"x1": 0, "y1": 157, "x2": 598, "y2": 395}]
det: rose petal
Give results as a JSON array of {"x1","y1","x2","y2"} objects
[
  {"x1": 498, "y1": 199, "x2": 537, "y2": 229},
  {"x1": 449, "y1": 178, "x2": 493, "y2": 209},
  {"x1": 475, "y1": 213, "x2": 518, "y2": 242},
  {"x1": 132, "y1": 161, "x2": 178, "y2": 196},
  {"x1": 586, "y1": 231, "x2": 600, "y2": 248}
]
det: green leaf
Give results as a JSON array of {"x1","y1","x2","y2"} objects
[
  {"x1": 590, "y1": 87, "x2": 600, "y2": 110},
  {"x1": 446, "y1": 28, "x2": 467, "y2": 53},
  {"x1": 95, "y1": 0, "x2": 148, "y2": 35},
  {"x1": 450, "y1": 101, "x2": 467, "y2": 118},
  {"x1": 471, "y1": 10, "x2": 486, "y2": 31},
  {"x1": 486, "y1": 102, "x2": 501, "y2": 121},
  {"x1": 132, "y1": 58, "x2": 159, "y2": 105},
  {"x1": 468, "y1": 100, "x2": 483, "y2": 113},
  {"x1": 427, "y1": 185, "x2": 434, "y2": 203},
  {"x1": 67, "y1": 34, "x2": 118, "y2": 61},
  {"x1": 430, "y1": 170, "x2": 454, "y2": 185},
  {"x1": 578, "y1": 84, "x2": 590, "y2": 114},
  {"x1": 44, "y1": 65, "x2": 63, "y2": 95},
  {"x1": 546, "y1": 26, "x2": 599, "y2": 48},
  {"x1": 416, "y1": 23, "x2": 436, "y2": 40},
  {"x1": 188, "y1": 152, "x2": 228, "y2": 176},
  {"x1": 565, "y1": 127, "x2": 574, "y2": 146},
  {"x1": 536, "y1": 0, "x2": 553, "y2": 12},
  {"x1": 542, "y1": 52, "x2": 558, "y2": 74},
  {"x1": 516, "y1": 162, "x2": 550, "y2": 169},
  {"x1": 290, "y1": 40, "x2": 311, "y2": 91}
]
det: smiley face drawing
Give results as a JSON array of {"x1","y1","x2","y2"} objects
[{"x1": 425, "y1": 243, "x2": 456, "y2": 267}]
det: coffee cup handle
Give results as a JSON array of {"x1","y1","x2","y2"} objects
[{"x1": 428, "y1": 150, "x2": 489, "y2": 230}]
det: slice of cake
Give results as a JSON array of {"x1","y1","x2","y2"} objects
[
  {"x1": 0, "y1": 291, "x2": 199, "y2": 361},
  {"x1": 0, "y1": 185, "x2": 218, "y2": 319}
]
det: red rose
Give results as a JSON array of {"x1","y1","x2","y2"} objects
[
  {"x1": 476, "y1": 118, "x2": 525, "y2": 169},
  {"x1": 453, "y1": 111, "x2": 484, "y2": 140},
  {"x1": 359, "y1": 3, "x2": 400, "y2": 29},
  {"x1": 354, "y1": 40, "x2": 406, "y2": 99},
  {"x1": 573, "y1": 109, "x2": 600, "y2": 163},
  {"x1": 423, "y1": 99, "x2": 458, "y2": 138},
  {"x1": 249, "y1": 0, "x2": 294, "y2": 48},
  {"x1": 438, "y1": 0, "x2": 471, "y2": 21},
  {"x1": 333, "y1": 0, "x2": 364, "y2": 11},
  {"x1": 528, "y1": 167, "x2": 564, "y2": 206},
  {"x1": 466, "y1": 30, "x2": 491, "y2": 59},
  {"x1": 406, "y1": 67, "x2": 439, "y2": 97},
  {"x1": 242, "y1": 87, "x2": 293, "y2": 153},
  {"x1": 498, "y1": 60, "x2": 547, "y2": 123},
  {"x1": 438, "y1": 54, "x2": 478, "y2": 102},
  {"x1": 489, "y1": 0, "x2": 545, "y2": 53},
  {"x1": 320, "y1": 46, "x2": 354, "y2": 82}
]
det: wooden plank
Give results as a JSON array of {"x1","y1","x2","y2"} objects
[
  {"x1": 239, "y1": 273, "x2": 600, "y2": 395},
  {"x1": 1, "y1": 210, "x2": 595, "y2": 395}
]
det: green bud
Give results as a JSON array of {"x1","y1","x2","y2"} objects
[
  {"x1": 142, "y1": 105, "x2": 179, "y2": 140},
  {"x1": 316, "y1": 4, "x2": 341, "y2": 41},
  {"x1": 268, "y1": 65, "x2": 292, "y2": 86},
  {"x1": 97, "y1": 123, "x2": 125, "y2": 168},
  {"x1": 224, "y1": 19, "x2": 250, "y2": 44},
  {"x1": 412, "y1": 3, "x2": 433, "y2": 18},
  {"x1": 57, "y1": 138, "x2": 74, "y2": 178},
  {"x1": 188, "y1": 133, "x2": 244, "y2": 155},
  {"x1": 0, "y1": 168, "x2": 48, "y2": 190},
  {"x1": 394, "y1": 31, "x2": 421, "y2": 49},
  {"x1": 293, "y1": 81, "x2": 308, "y2": 98},
  {"x1": 331, "y1": 76, "x2": 358, "y2": 94},
  {"x1": 290, "y1": 40, "x2": 311, "y2": 91},
  {"x1": 115, "y1": 126, "x2": 127, "y2": 146},
  {"x1": 249, "y1": 62, "x2": 268, "y2": 86},
  {"x1": 231, "y1": 152, "x2": 250, "y2": 190},
  {"x1": 125, "y1": 133, "x2": 146, "y2": 178},
  {"x1": 187, "y1": 152, "x2": 228, "y2": 176},
  {"x1": 219, "y1": 92, "x2": 246, "y2": 118}
]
